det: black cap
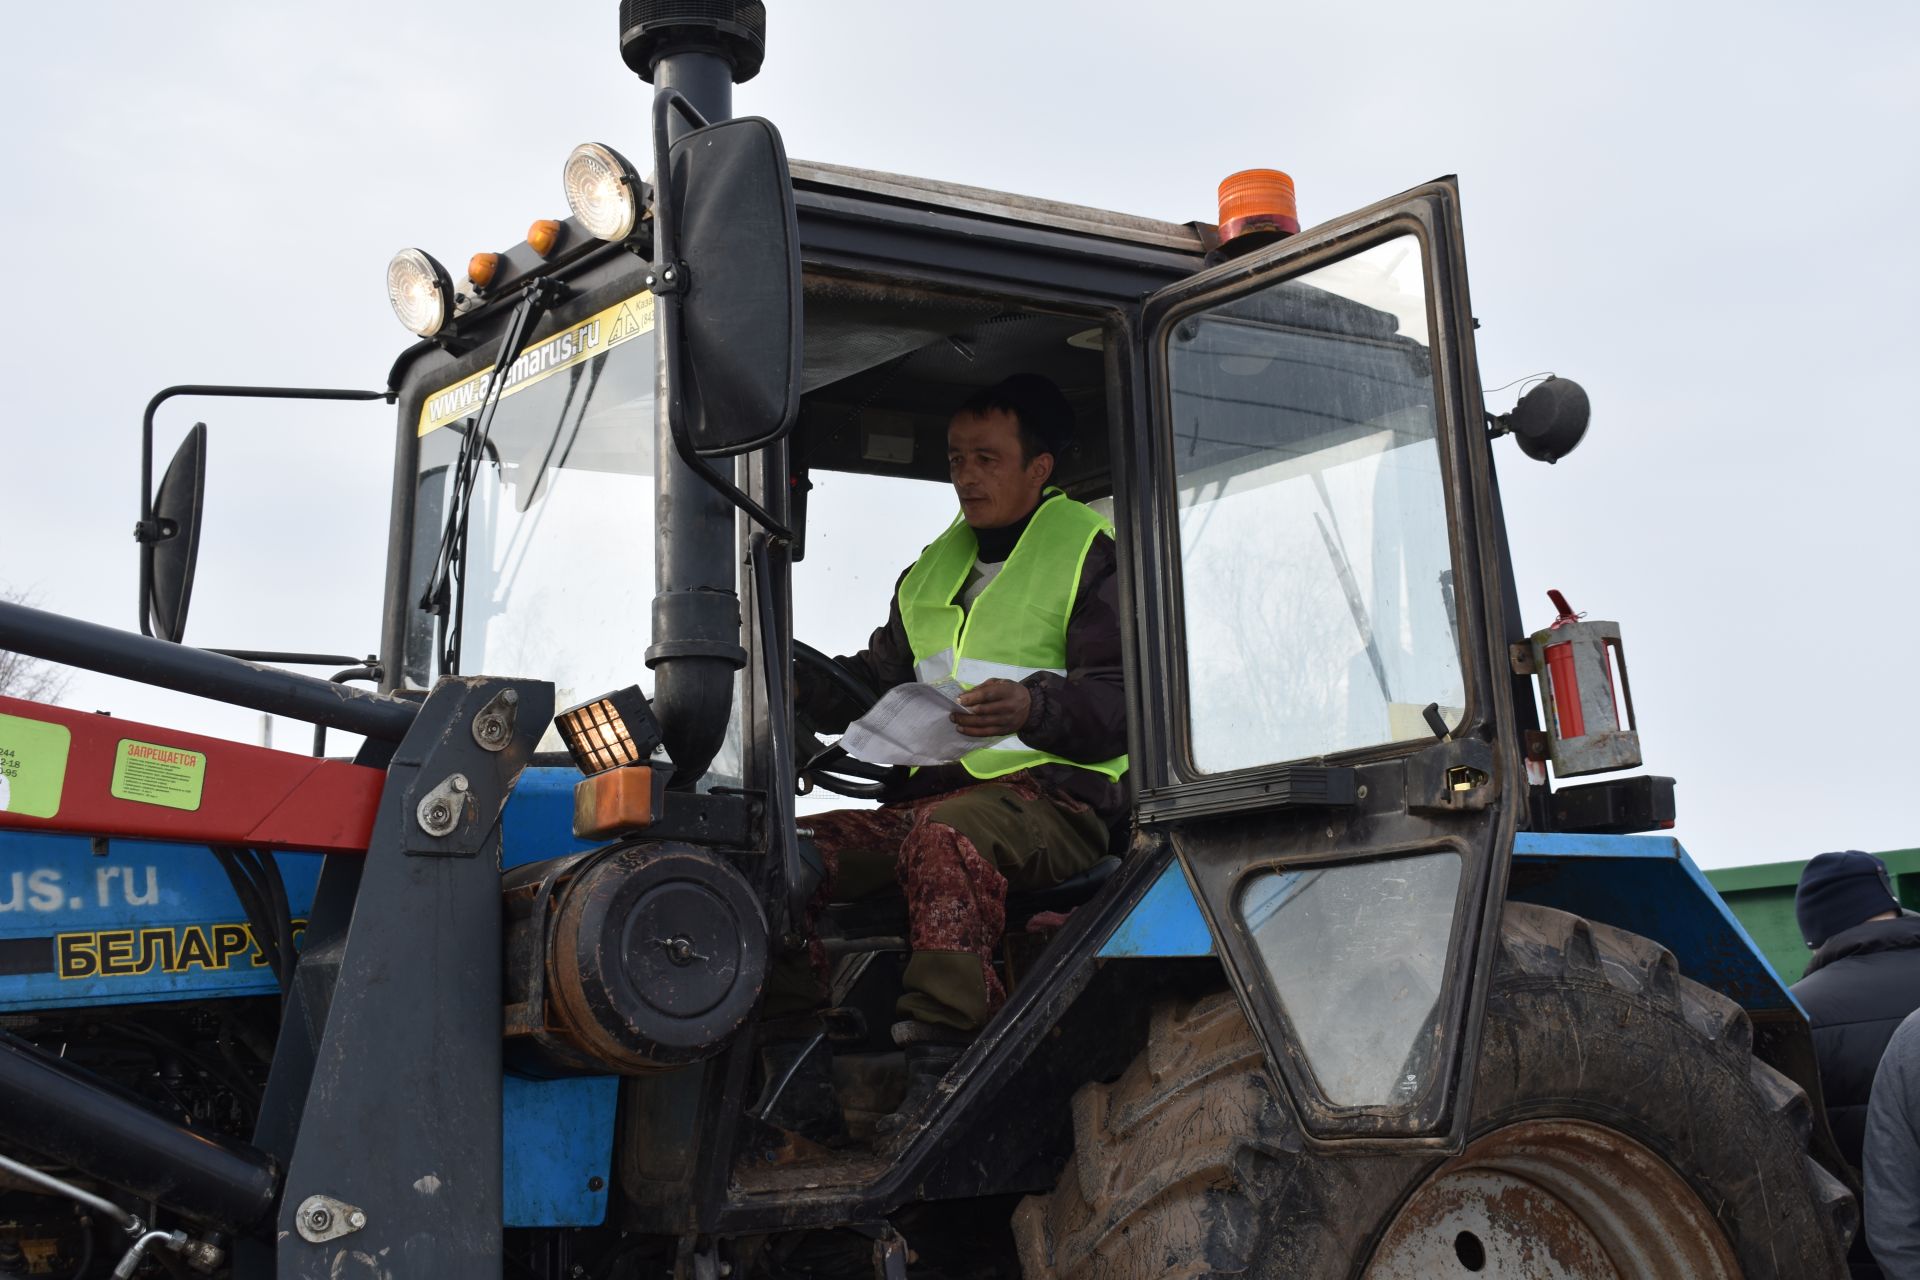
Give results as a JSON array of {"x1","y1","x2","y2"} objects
[{"x1": 1795, "y1": 850, "x2": 1900, "y2": 949}]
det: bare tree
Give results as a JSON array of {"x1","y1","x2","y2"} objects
[{"x1": 0, "y1": 586, "x2": 70, "y2": 704}]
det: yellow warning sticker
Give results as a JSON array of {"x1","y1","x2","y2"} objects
[
  {"x1": 418, "y1": 289, "x2": 656, "y2": 436},
  {"x1": 0, "y1": 712, "x2": 71, "y2": 819},
  {"x1": 109, "y1": 739, "x2": 206, "y2": 812}
]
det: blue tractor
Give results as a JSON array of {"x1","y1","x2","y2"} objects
[{"x1": 0, "y1": 4, "x2": 1856, "y2": 1277}]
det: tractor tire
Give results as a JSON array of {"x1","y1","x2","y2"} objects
[{"x1": 1011, "y1": 901, "x2": 1855, "y2": 1279}]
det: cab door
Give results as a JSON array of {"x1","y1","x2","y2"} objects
[{"x1": 1128, "y1": 180, "x2": 1517, "y2": 1144}]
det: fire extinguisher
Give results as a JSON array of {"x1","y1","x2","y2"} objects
[{"x1": 1529, "y1": 590, "x2": 1641, "y2": 777}]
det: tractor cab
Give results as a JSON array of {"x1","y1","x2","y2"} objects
[{"x1": 373, "y1": 132, "x2": 1532, "y2": 1164}]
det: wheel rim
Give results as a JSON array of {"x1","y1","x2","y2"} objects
[{"x1": 1363, "y1": 1119, "x2": 1741, "y2": 1280}]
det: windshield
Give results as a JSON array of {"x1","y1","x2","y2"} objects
[{"x1": 405, "y1": 287, "x2": 738, "y2": 773}]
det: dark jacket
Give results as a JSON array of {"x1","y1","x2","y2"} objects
[
  {"x1": 1866, "y1": 1009, "x2": 1920, "y2": 1277},
  {"x1": 796, "y1": 531, "x2": 1129, "y2": 824},
  {"x1": 1793, "y1": 914, "x2": 1920, "y2": 1172}
]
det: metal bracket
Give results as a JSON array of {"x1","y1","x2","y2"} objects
[
  {"x1": 1406, "y1": 737, "x2": 1496, "y2": 814},
  {"x1": 873, "y1": 1234, "x2": 908, "y2": 1280},
  {"x1": 470, "y1": 687, "x2": 520, "y2": 752},
  {"x1": 293, "y1": 1194, "x2": 366, "y2": 1244},
  {"x1": 415, "y1": 773, "x2": 471, "y2": 837},
  {"x1": 271, "y1": 676, "x2": 552, "y2": 1277},
  {"x1": 645, "y1": 261, "x2": 689, "y2": 295}
]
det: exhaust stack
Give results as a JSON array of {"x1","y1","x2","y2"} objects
[{"x1": 626, "y1": 1, "x2": 768, "y2": 784}]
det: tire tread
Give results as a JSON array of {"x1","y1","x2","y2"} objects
[{"x1": 1014, "y1": 902, "x2": 1854, "y2": 1279}]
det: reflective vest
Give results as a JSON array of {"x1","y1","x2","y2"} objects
[{"x1": 897, "y1": 491, "x2": 1128, "y2": 782}]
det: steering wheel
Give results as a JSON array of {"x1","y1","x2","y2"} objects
[{"x1": 792, "y1": 640, "x2": 900, "y2": 800}]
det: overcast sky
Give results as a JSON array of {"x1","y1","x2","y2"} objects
[{"x1": 3, "y1": 2, "x2": 1916, "y2": 869}]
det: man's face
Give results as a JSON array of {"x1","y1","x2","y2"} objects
[{"x1": 948, "y1": 409, "x2": 1053, "y2": 529}]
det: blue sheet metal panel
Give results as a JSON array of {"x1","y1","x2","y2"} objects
[
  {"x1": 1510, "y1": 831, "x2": 1798, "y2": 1014},
  {"x1": 1098, "y1": 861, "x2": 1215, "y2": 958},
  {"x1": 501, "y1": 1075, "x2": 618, "y2": 1226},
  {"x1": 0, "y1": 768, "x2": 586, "y2": 1013},
  {"x1": 0, "y1": 831, "x2": 320, "y2": 1011},
  {"x1": 500, "y1": 767, "x2": 601, "y2": 870}
]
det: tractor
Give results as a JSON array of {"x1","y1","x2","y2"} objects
[{"x1": 0, "y1": 4, "x2": 1857, "y2": 1276}]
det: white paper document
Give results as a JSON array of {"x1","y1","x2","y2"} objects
[{"x1": 839, "y1": 681, "x2": 1006, "y2": 766}]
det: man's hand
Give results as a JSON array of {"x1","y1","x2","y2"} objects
[{"x1": 952, "y1": 679, "x2": 1031, "y2": 738}]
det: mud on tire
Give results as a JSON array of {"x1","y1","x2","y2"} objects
[{"x1": 1011, "y1": 901, "x2": 1855, "y2": 1279}]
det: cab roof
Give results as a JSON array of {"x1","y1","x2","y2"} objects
[{"x1": 790, "y1": 160, "x2": 1216, "y2": 257}]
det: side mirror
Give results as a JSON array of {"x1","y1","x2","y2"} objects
[
  {"x1": 141, "y1": 423, "x2": 207, "y2": 642},
  {"x1": 1494, "y1": 376, "x2": 1590, "y2": 464},
  {"x1": 662, "y1": 114, "x2": 803, "y2": 456}
]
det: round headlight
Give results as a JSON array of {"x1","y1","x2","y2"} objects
[
  {"x1": 563, "y1": 142, "x2": 640, "y2": 242},
  {"x1": 386, "y1": 248, "x2": 453, "y2": 338}
]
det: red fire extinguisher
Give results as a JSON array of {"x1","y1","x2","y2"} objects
[{"x1": 1529, "y1": 590, "x2": 1640, "y2": 777}]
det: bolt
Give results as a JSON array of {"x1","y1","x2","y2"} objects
[
  {"x1": 306, "y1": 1206, "x2": 332, "y2": 1232},
  {"x1": 586, "y1": 1176, "x2": 604, "y2": 1192},
  {"x1": 502, "y1": 689, "x2": 519, "y2": 705},
  {"x1": 427, "y1": 804, "x2": 451, "y2": 827},
  {"x1": 451, "y1": 774, "x2": 470, "y2": 793},
  {"x1": 1356, "y1": 784, "x2": 1369, "y2": 800},
  {"x1": 659, "y1": 936, "x2": 706, "y2": 966},
  {"x1": 347, "y1": 1211, "x2": 366, "y2": 1230}
]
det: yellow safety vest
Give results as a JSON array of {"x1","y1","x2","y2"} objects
[{"x1": 897, "y1": 491, "x2": 1128, "y2": 782}]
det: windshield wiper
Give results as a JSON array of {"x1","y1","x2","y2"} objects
[
  {"x1": 1310, "y1": 471, "x2": 1394, "y2": 706},
  {"x1": 418, "y1": 278, "x2": 565, "y2": 674}
]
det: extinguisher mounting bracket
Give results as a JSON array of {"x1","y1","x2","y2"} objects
[{"x1": 1527, "y1": 613, "x2": 1642, "y2": 779}]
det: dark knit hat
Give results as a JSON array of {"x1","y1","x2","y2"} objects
[{"x1": 1795, "y1": 850, "x2": 1899, "y2": 949}]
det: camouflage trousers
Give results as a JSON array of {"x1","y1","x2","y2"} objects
[{"x1": 765, "y1": 773, "x2": 1110, "y2": 1034}]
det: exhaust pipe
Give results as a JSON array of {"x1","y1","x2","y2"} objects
[{"x1": 625, "y1": 1, "x2": 768, "y2": 785}]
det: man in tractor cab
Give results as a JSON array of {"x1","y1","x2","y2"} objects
[{"x1": 762, "y1": 373, "x2": 1128, "y2": 1143}]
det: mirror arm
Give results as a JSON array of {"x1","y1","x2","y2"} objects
[
  {"x1": 205, "y1": 649, "x2": 376, "y2": 666},
  {"x1": 648, "y1": 88, "x2": 794, "y2": 540},
  {"x1": 137, "y1": 384, "x2": 393, "y2": 637},
  {"x1": 663, "y1": 384, "x2": 793, "y2": 538},
  {"x1": 648, "y1": 88, "x2": 710, "y2": 272},
  {"x1": 312, "y1": 664, "x2": 384, "y2": 758}
]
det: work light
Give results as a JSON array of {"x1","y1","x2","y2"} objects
[
  {"x1": 386, "y1": 248, "x2": 454, "y2": 337},
  {"x1": 554, "y1": 685, "x2": 662, "y2": 776},
  {"x1": 563, "y1": 142, "x2": 642, "y2": 242}
]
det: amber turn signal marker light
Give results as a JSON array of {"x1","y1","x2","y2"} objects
[
  {"x1": 573, "y1": 764, "x2": 661, "y2": 840},
  {"x1": 527, "y1": 218, "x2": 564, "y2": 258},
  {"x1": 467, "y1": 252, "x2": 501, "y2": 289},
  {"x1": 1217, "y1": 169, "x2": 1300, "y2": 245}
]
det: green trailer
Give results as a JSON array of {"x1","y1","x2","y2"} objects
[{"x1": 1708, "y1": 848, "x2": 1920, "y2": 984}]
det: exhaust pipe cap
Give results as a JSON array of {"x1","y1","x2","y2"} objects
[{"x1": 620, "y1": 0, "x2": 767, "y2": 83}]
